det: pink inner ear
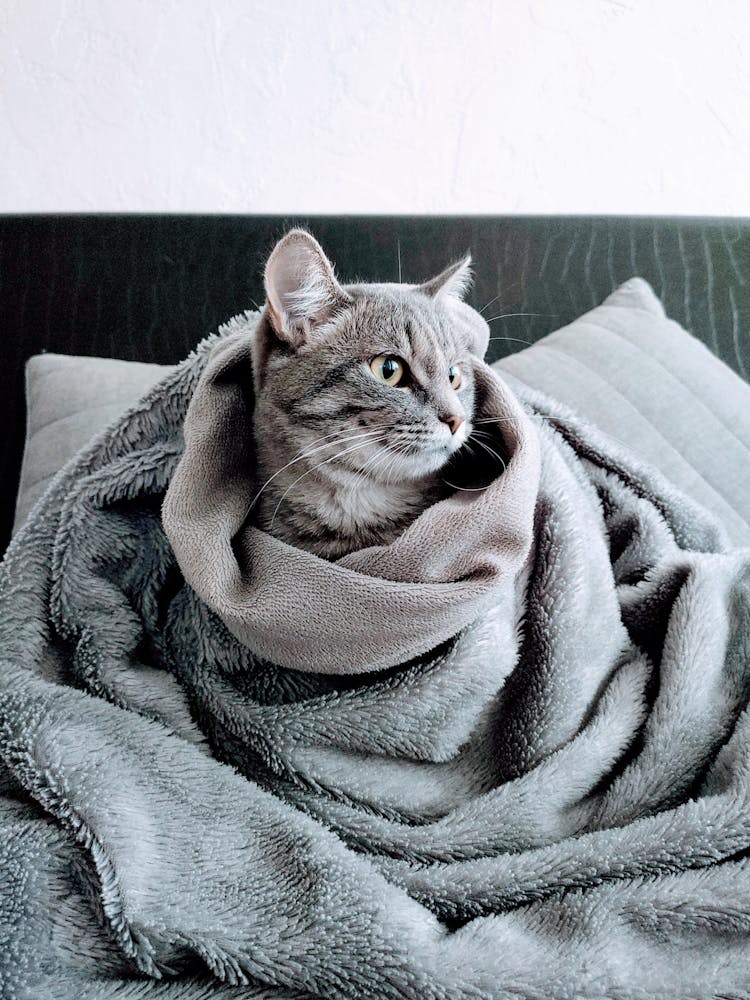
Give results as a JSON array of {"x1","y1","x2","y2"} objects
[{"x1": 264, "y1": 231, "x2": 343, "y2": 348}]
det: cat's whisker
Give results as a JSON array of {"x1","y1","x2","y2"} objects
[
  {"x1": 265, "y1": 429, "x2": 384, "y2": 490},
  {"x1": 470, "y1": 438, "x2": 506, "y2": 460},
  {"x1": 288, "y1": 425, "x2": 383, "y2": 462},
  {"x1": 350, "y1": 445, "x2": 392, "y2": 491},
  {"x1": 471, "y1": 429, "x2": 508, "y2": 449},
  {"x1": 360, "y1": 439, "x2": 400, "y2": 487},
  {"x1": 368, "y1": 448, "x2": 396, "y2": 487},
  {"x1": 470, "y1": 436, "x2": 508, "y2": 474},
  {"x1": 269, "y1": 436, "x2": 388, "y2": 528},
  {"x1": 478, "y1": 415, "x2": 634, "y2": 456},
  {"x1": 478, "y1": 292, "x2": 504, "y2": 315},
  {"x1": 443, "y1": 479, "x2": 488, "y2": 493},
  {"x1": 472, "y1": 443, "x2": 508, "y2": 472},
  {"x1": 299, "y1": 422, "x2": 394, "y2": 446},
  {"x1": 397, "y1": 242, "x2": 407, "y2": 351},
  {"x1": 442, "y1": 433, "x2": 507, "y2": 493},
  {"x1": 470, "y1": 427, "x2": 506, "y2": 446},
  {"x1": 252, "y1": 429, "x2": 384, "y2": 511},
  {"x1": 438, "y1": 436, "x2": 476, "y2": 493},
  {"x1": 487, "y1": 336, "x2": 534, "y2": 347},
  {"x1": 485, "y1": 312, "x2": 558, "y2": 323},
  {"x1": 478, "y1": 278, "x2": 526, "y2": 313},
  {"x1": 472, "y1": 415, "x2": 521, "y2": 425},
  {"x1": 381, "y1": 441, "x2": 413, "y2": 485},
  {"x1": 372, "y1": 433, "x2": 419, "y2": 486},
  {"x1": 375, "y1": 440, "x2": 405, "y2": 478},
  {"x1": 474, "y1": 435, "x2": 502, "y2": 461}
]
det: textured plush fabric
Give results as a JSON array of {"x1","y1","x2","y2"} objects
[
  {"x1": 2, "y1": 293, "x2": 750, "y2": 998},
  {"x1": 15, "y1": 280, "x2": 750, "y2": 546}
]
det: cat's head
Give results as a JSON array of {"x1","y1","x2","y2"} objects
[{"x1": 252, "y1": 229, "x2": 490, "y2": 482}]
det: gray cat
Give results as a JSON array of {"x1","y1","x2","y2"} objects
[{"x1": 249, "y1": 229, "x2": 497, "y2": 559}]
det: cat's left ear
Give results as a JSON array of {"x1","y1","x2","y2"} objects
[
  {"x1": 264, "y1": 229, "x2": 349, "y2": 350},
  {"x1": 417, "y1": 254, "x2": 473, "y2": 301},
  {"x1": 418, "y1": 254, "x2": 488, "y2": 358}
]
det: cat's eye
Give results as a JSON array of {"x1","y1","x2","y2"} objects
[
  {"x1": 448, "y1": 365, "x2": 462, "y2": 389},
  {"x1": 370, "y1": 354, "x2": 407, "y2": 387}
]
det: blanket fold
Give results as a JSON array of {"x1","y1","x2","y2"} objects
[
  {"x1": 161, "y1": 329, "x2": 540, "y2": 675},
  {"x1": 2, "y1": 309, "x2": 750, "y2": 1000}
]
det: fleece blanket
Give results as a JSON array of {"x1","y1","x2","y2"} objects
[
  {"x1": 161, "y1": 327, "x2": 540, "y2": 674},
  {"x1": 1, "y1": 311, "x2": 750, "y2": 1000}
]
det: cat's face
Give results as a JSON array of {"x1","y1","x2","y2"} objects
[{"x1": 252, "y1": 230, "x2": 490, "y2": 484}]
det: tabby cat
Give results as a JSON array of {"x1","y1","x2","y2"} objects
[{"x1": 249, "y1": 229, "x2": 495, "y2": 559}]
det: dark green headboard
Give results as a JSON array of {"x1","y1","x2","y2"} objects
[{"x1": 1, "y1": 214, "x2": 748, "y2": 551}]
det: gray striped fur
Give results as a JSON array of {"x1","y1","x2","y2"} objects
[{"x1": 250, "y1": 230, "x2": 490, "y2": 558}]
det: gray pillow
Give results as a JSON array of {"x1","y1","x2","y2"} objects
[
  {"x1": 15, "y1": 353, "x2": 175, "y2": 532},
  {"x1": 15, "y1": 279, "x2": 750, "y2": 545},
  {"x1": 495, "y1": 278, "x2": 750, "y2": 546}
]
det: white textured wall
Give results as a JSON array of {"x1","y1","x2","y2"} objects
[{"x1": 1, "y1": 0, "x2": 749, "y2": 214}]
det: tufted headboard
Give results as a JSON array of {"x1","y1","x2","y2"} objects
[{"x1": 1, "y1": 213, "x2": 749, "y2": 552}]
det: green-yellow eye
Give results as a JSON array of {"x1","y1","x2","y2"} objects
[
  {"x1": 370, "y1": 354, "x2": 406, "y2": 386},
  {"x1": 448, "y1": 365, "x2": 462, "y2": 389}
]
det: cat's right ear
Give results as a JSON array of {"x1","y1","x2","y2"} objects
[{"x1": 264, "y1": 230, "x2": 349, "y2": 350}]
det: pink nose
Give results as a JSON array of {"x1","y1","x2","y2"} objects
[{"x1": 441, "y1": 414, "x2": 464, "y2": 435}]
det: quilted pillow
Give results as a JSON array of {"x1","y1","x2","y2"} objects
[
  {"x1": 496, "y1": 278, "x2": 750, "y2": 545},
  {"x1": 14, "y1": 279, "x2": 750, "y2": 545}
]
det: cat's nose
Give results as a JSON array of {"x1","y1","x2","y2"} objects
[{"x1": 441, "y1": 414, "x2": 465, "y2": 435}]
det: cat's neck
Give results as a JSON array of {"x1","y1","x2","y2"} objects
[{"x1": 253, "y1": 434, "x2": 445, "y2": 559}]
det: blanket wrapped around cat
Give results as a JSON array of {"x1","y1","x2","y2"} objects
[{"x1": 2, "y1": 309, "x2": 750, "y2": 1000}]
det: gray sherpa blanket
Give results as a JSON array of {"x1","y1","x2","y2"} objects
[{"x1": 2, "y1": 311, "x2": 750, "y2": 1000}]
